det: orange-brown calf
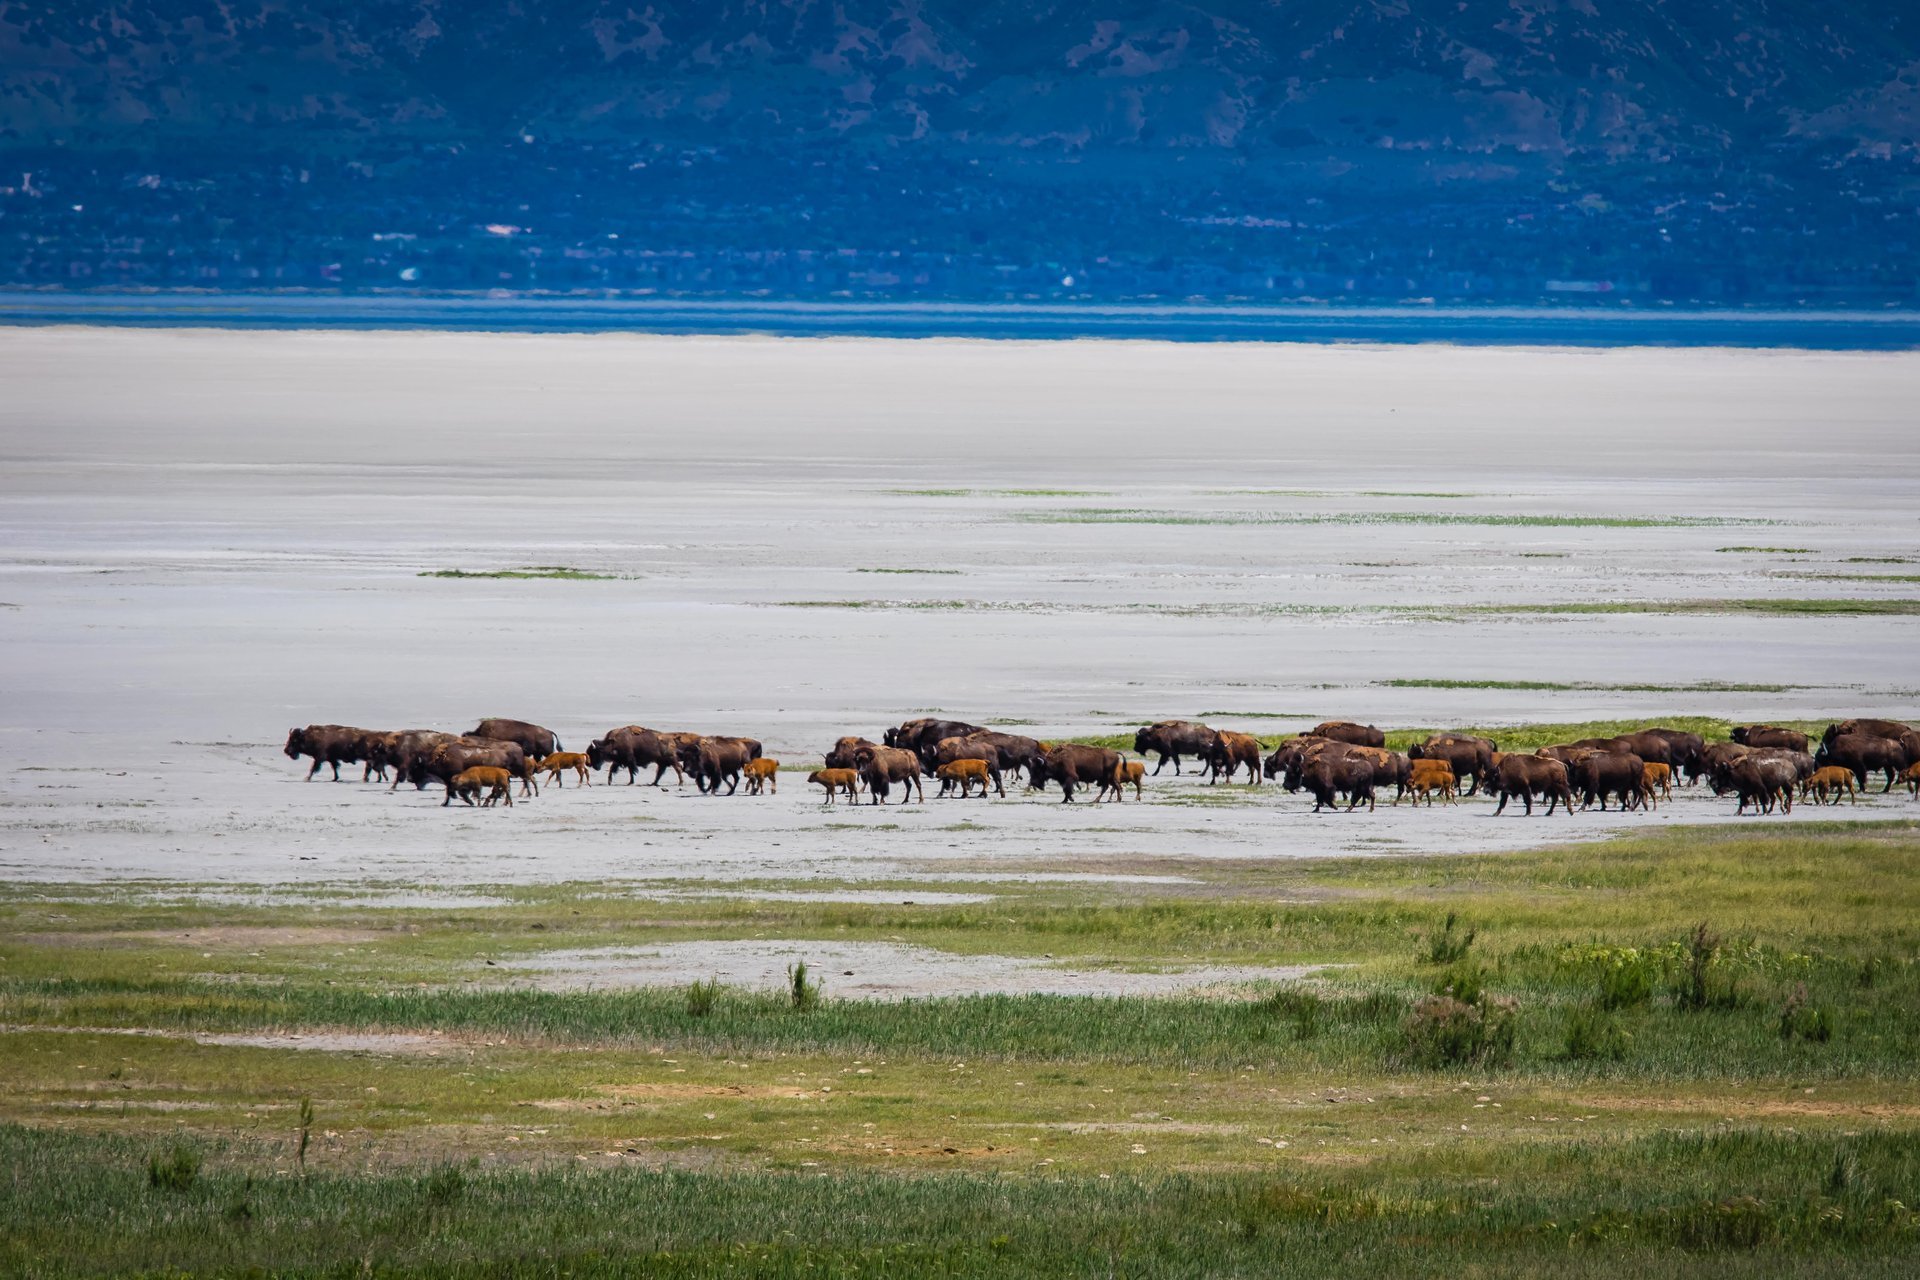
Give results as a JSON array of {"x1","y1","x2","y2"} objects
[
  {"x1": 743, "y1": 758, "x2": 780, "y2": 795},
  {"x1": 1116, "y1": 759, "x2": 1145, "y2": 799},
  {"x1": 807, "y1": 768, "x2": 858, "y2": 804},
  {"x1": 533, "y1": 752, "x2": 592, "y2": 787},
  {"x1": 451, "y1": 765, "x2": 514, "y2": 808},
  {"x1": 1402, "y1": 760, "x2": 1456, "y2": 806},
  {"x1": 1805, "y1": 765, "x2": 1858, "y2": 805},
  {"x1": 936, "y1": 758, "x2": 992, "y2": 798},
  {"x1": 1642, "y1": 761, "x2": 1672, "y2": 803}
]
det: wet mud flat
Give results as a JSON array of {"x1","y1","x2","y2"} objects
[{"x1": 1, "y1": 329, "x2": 1916, "y2": 890}]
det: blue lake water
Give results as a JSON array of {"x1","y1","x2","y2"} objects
[{"x1": 2, "y1": 292, "x2": 1916, "y2": 349}]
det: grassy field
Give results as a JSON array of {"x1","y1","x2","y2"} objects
[{"x1": 3, "y1": 822, "x2": 1916, "y2": 1275}]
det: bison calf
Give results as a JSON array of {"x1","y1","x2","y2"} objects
[
  {"x1": 532, "y1": 752, "x2": 593, "y2": 787},
  {"x1": 1399, "y1": 760, "x2": 1456, "y2": 806},
  {"x1": 1803, "y1": 765, "x2": 1858, "y2": 805},
  {"x1": 450, "y1": 766, "x2": 514, "y2": 808},
  {"x1": 808, "y1": 768, "x2": 859, "y2": 804},
  {"x1": 936, "y1": 759, "x2": 992, "y2": 798},
  {"x1": 743, "y1": 758, "x2": 780, "y2": 795}
]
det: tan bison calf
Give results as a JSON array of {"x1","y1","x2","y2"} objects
[
  {"x1": 1804, "y1": 765, "x2": 1858, "y2": 805},
  {"x1": 743, "y1": 758, "x2": 780, "y2": 795},
  {"x1": 807, "y1": 768, "x2": 859, "y2": 804},
  {"x1": 1642, "y1": 761, "x2": 1673, "y2": 803},
  {"x1": 1400, "y1": 760, "x2": 1456, "y2": 806},
  {"x1": 450, "y1": 766, "x2": 514, "y2": 808},
  {"x1": 533, "y1": 752, "x2": 593, "y2": 787},
  {"x1": 936, "y1": 758, "x2": 992, "y2": 798},
  {"x1": 1115, "y1": 759, "x2": 1145, "y2": 799}
]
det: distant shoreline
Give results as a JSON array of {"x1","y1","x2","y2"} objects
[{"x1": 2, "y1": 292, "x2": 1916, "y2": 350}]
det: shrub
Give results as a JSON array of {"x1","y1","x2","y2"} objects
[
  {"x1": 1674, "y1": 922, "x2": 1742, "y2": 1011},
  {"x1": 1778, "y1": 983, "x2": 1834, "y2": 1043},
  {"x1": 1260, "y1": 987, "x2": 1324, "y2": 1040},
  {"x1": 686, "y1": 977, "x2": 721, "y2": 1018},
  {"x1": 419, "y1": 1165, "x2": 466, "y2": 1207},
  {"x1": 787, "y1": 961, "x2": 821, "y2": 1011},
  {"x1": 1563, "y1": 1007, "x2": 1629, "y2": 1062},
  {"x1": 1432, "y1": 962, "x2": 1484, "y2": 1005},
  {"x1": 1422, "y1": 913, "x2": 1476, "y2": 965},
  {"x1": 1596, "y1": 953, "x2": 1658, "y2": 1010},
  {"x1": 1400, "y1": 993, "x2": 1517, "y2": 1068},
  {"x1": 146, "y1": 1146, "x2": 201, "y2": 1193}
]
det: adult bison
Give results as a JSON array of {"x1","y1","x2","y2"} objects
[
  {"x1": 1408, "y1": 735, "x2": 1496, "y2": 796},
  {"x1": 1730, "y1": 753, "x2": 1799, "y2": 814},
  {"x1": 1731, "y1": 725, "x2": 1811, "y2": 753},
  {"x1": 1640, "y1": 728, "x2": 1706, "y2": 780},
  {"x1": 469, "y1": 718, "x2": 562, "y2": 760},
  {"x1": 1033, "y1": 744, "x2": 1124, "y2": 803},
  {"x1": 1695, "y1": 741, "x2": 1751, "y2": 792},
  {"x1": 1570, "y1": 751, "x2": 1649, "y2": 811},
  {"x1": 852, "y1": 745, "x2": 924, "y2": 805},
  {"x1": 1492, "y1": 755, "x2": 1574, "y2": 816},
  {"x1": 931, "y1": 736, "x2": 1006, "y2": 798},
  {"x1": 1264, "y1": 735, "x2": 1330, "y2": 785},
  {"x1": 1816, "y1": 733, "x2": 1908, "y2": 793},
  {"x1": 962, "y1": 731, "x2": 1047, "y2": 783},
  {"x1": 1132, "y1": 721, "x2": 1217, "y2": 776},
  {"x1": 284, "y1": 725, "x2": 373, "y2": 782},
  {"x1": 885, "y1": 719, "x2": 986, "y2": 769},
  {"x1": 676, "y1": 736, "x2": 764, "y2": 795},
  {"x1": 1822, "y1": 719, "x2": 1914, "y2": 751},
  {"x1": 1311, "y1": 721, "x2": 1386, "y2": 748},
  {"x1": 1301, "y1": 754, "x2": 1375, "y2": 813},
  {"x1": 587, "y1": 727, "x2": 693, "y2": 786},
  {"x1": 824, "y1": 736, "x2": 879, "y2": 770},
  {"x1": 383, "y1": 730, "x2": 462, "y2": 791},
  {"x1": 1205, "y1": 730, "x2": 1263, "y2": 784},
  {"x1": 416, "y1": 738, "x2": 534, "y2": 805}
]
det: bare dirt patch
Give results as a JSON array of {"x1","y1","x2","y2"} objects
[{"x1": 17, "y1": 926, "x2": 395, "y2": 949}]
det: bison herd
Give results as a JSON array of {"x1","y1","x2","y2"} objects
[{"x1": 284, "y1": 714, "x2": 1920, "y2": 817}]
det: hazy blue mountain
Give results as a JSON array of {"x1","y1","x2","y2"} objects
[{"x1": 2, "y1": 3, "x2": 1915, "y2": 306}]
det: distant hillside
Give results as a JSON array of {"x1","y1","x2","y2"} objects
[{"x1": 2, "y1": 2, "x2": 1916, "y2": 305}]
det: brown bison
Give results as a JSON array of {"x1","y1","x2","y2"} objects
[
  {"x1": 1492, "y1": 755, "x2": 1574, "y2": 816},
  {"x1": 931, "y1": 737, "x2": 1006, "y2": 798},
  {"x1": 936, "y1": 759, "x2": 993, "y2": 798},
  {"x1": 450, "y1": 765, "x2": 514, "y2": 808},
  {"x1": 1642, "y1": 762, "x2": 1673, "y2": 803},
  {"x1": 383, "y1": 730, "x2": 462, "y2": 791},
  {"x1": 886, "y1": 719, "x2": 987, "y2": 770},
  {"x1": 1640, "y1": 728, "x2": 1707, "y2": 779},
  {"x1": 1033, "y1": 744, "x2": 1125, "y2": 804},
  {"x1": 825, "y1": 736, "x2": 880, "y2": 770},
  {"x1": 743, "y1": 758, "x2": 780, "y2": 795},
  {"x1": 468, "y1": 718, "x2": 562, "y2": 759},
  {"x1": 1408, "y1": 734, "x2": 1497, "y2": 795},
  {"x1": 1803, "y1": 765, "x2": 1858, "y2": 805},
  {"x1": 1904, "y1": 762, "x2": 1920, "y2": 799},
  {"x1": 961, "y1": 731, "x2": 1048, "y2": 782},
  {"x1": 1816, "y1": 733, "x2": 1908, "y2": 792},
  {"x1": 853, "y1": 745, "x2": 924, "y2": 805},
  {"x1": 1132, "y1": 721, "x2": 1217, "y2": 775},
  {"x1": 532, "y1": 752, "x2": 593, "y2": 787},
  {"x1": 678, "y1": 736, "x2": 764, "y2": 795},
  {"x1": 1731, "y1": 724, "x2": 1811, "y2": 753},
  {"x1": 1696, "y1": 741, "x2": 1752, "y2": 793},
  {"x1": 1571, "y1": 751, "x2": 1649, "y2": 812},
  {"x1": 1301, "y1": 754, "x2": 1376, "y2": 813},
  {"x1": 587, "y1": 727, "x2": 696, "y2": 786},
  {"x1": 1114, "y1": 760, "x2": 1146, "y2": 800},
  {"x1": 284, "y1": 725, "x2": 375, "y2": 782},
  {"x1": 1205, "y1": 730, "x2": 1263, "y2": 785},
  {"x1": 1822, "y1": 718, "x2": 1914, "y2": 751},
  {"x1": 418, "y1": 739, "x2": 534, "y2": 805},
  {"x1": 1400, "y1": 760, "x2": 1456, "y2": 806},
  {"x1": 1311, "y1": 721, "x2": 1385, "y2": 748},
  {"x1": 807, "y1": 768, "x2": 859, "y2": 804},
  {"x1": 1730, "y1": 754, "x2": 1798, "y2": 814}
]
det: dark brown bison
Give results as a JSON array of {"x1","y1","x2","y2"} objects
[
  {"x1": 1269, "y1": 736, "x2": 1347, "y2": 791},
  {"x1": 383, "y1": 730, "x2": 462, "y2": 791},
  {"x1": 1730, "y1": 753, "x2": 1799, "y2": 814},
  {"x1": 1731, "y1": 725, "x2": 1811, "y2": 753},
  {"x1": 1822, "y1": 719, "x2": 1914, "y2": 751},
  {"x1": 1343, "y1": 746, "x2": 1411, "y2": 799},
  {"x1": 1571, "y1": 751, "x2": 1649, "y2": 811},
  {"x1": 284, "y1": 725, "x2": 374, "y2": 781},
  {"x1": 931, "y1": 736, "x2": 1006, "y2": 798},
  {"x1": 1132, "y1": 721, "x2": 1217, "y2": 775},
  {"x1": 1816, "y1": 733, "x2": 1908, "y2": 792},
  {"x1": 963, "y1": 731, "x2": 1048, "y2": 782},
  {"x1": 587, "y1": 727, "x2": 693, "y2": 786},
  {"x1": 1492, "y1": 755, "x2": 1574, "y2": 816},
  {"x1": 825, "y1": 736, "x2": 880, "y2": 770},
  {"x1": 852, "y1": 745, "x2": 924, "y2": 805},
  {"x1": 1695, "y1": 741, "x2": 1751, "y2": 792},
  {"x1": 1408, "y1": 734, "x2": 1498, "y2": 795},
  {"x1": 1590, "y1": 732, "x2": 1674, "y2": 770},
  {"x1": 1301, "y1": 754, "x2": 1375, "y2": 813},
  {"x1": 677, "y1": 736, "x2": 764, "y2": 795},
  {"x1": 468, "y1": 718, "x2": 562, "y2": 759},
  {"x1": 1640, "y1": 728, "x2": 1707, "y2": 779},
  {"x1": 418, "y1": 738, "x2": 534, "y2": 805},
  {"x1": 885, "y1": 719, "x2": 987, "y2": 769},
  {"x1": 1033, "y1": 744, "x2": 1125, "y2": 803},
  {"x1": 1311, "y1": 721, "x2": 1385, "y2": 748},
  {"x1": 1205, "y1": 730, "x2": 1263, "y2": 784}
]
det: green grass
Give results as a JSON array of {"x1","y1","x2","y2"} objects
[
  {"x1": 883, "y1": 488, "x2": 1111, "y2": 498},
  {"x1": 6, "y1": 1125, "x2": 1917, "y2": 1278},
  {"x1": 419, "y1": 567, "x2": 619, "y2": 581},
  {"x1": 1378, "y1": 678, "x2": 1810, "y2": 694},
  {"x1": 855, "y1": 568, "x2": 965, "y2": 575},
  {"x1": 1017, "y1": 510, "x2": 1777, "y2": 528},
  {"x1": 770, "y1": 599, "x2": 1920, "y2": 619},
  {"x1": 1717, "y1": 546, "x2": 1817, "y2": 554}
]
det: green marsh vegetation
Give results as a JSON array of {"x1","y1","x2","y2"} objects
[
  {"x1": 419, "y1": 566, "x2": 621, "y2": 581},
  {"x1": 3, "y1": 821, "x2": 1916, "y2": 1275}
]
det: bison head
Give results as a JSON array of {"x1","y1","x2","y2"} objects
[
  {"x1": 284, "y1": 728, "x2": 305, "y2": 759},
  {"x1": 1132, "y1": 727, "x2": 1155, "y2": 754}
]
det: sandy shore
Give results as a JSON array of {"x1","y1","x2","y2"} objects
[{"x1": 2, "y1": 328, "x2": 1916, "y2": 886}]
